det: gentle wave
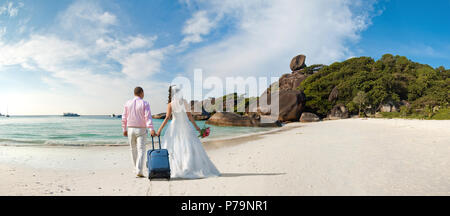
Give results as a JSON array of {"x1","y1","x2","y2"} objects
[
  {"x1": 0, "y1": 138, "x2": 128, "y2": 147},
  {"x1": 0, "y1": 116, "x2": 275, "y2": 147}
]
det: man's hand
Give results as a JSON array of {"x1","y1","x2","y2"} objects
[
  {"x1": 150, "y1": 130, "x2": 156, "y2": 137},
  {"x1": 123, "y1": 131, "x2": 128, "y2": 137}
]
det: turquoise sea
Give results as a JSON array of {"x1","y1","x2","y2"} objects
[{"x1": 0, "y1": 116, "x2": 273, "y2": 147}]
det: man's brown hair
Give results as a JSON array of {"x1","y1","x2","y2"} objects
[{"x1": 134, "y1": 87, "x2": 144, "y2": 96}]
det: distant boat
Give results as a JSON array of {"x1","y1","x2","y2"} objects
[
  {"x1": 110, "y1": 114, "x2": 121, "y2": 118},
  {"x1": 5, "y1": 106, "x2": 9, "y2": 117},
  {"x1": 63, "y1": 113, "x2": 80, "y2": 117}
]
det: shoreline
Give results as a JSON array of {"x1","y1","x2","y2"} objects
[
  {"x1": 202, "y1": 123, "x2": 301, "y2": 149},
  {"x1": 0, "y1": 123, "x2": 289, "y2": 149},
  {"x1": 1, "y1": 117, "x2": 447, "y2": 150},
  {"x1": 2, "y1": 116, "x2": 448, "y2": 148}
]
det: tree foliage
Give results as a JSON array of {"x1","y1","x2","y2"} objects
[{"x1": 299, "y1": 54, "x2": 449, "y2": 118}]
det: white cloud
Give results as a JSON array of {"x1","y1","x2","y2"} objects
[
  {"x1": 59, "y1": 0, "x2": 117, "y2": 26},
  {"x1": 0, "y1": 2, "x2": 22, "y2": 17},
  {"x1": 181, "y1": 11, "x2": 216, "y2": 45},
  {"x1": 0, "y1": 0, "x2": 381, "y2": 115},
  {"x1": 57, "y1": 0, "x2": 119, "y2": 44},
  {"x1": 182, "y1": 0, "x2": 378, "y2": 79},
  {"x1": 98, "y1": 11, "x2": 117, "y2": 25},
  {"x1": 0, "y1": 0, "x2": 170, "y2": 114},
  {"x1": 121, "y1": 49, "x2": 166, "y2": 79},
  {"x1": 0, "y1": 35, "x2": 88, "y2": 71},
  {"x1": 96, "y1": 35, "x2": 157, "y2": 62}
]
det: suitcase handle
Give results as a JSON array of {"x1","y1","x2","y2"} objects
[{"x1": 151, "y1": 136, "x2": 161, "y2": 150}]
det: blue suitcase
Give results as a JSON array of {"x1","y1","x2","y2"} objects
[{"x1": 147, "y1": 136, "x2": 171, "y2": 180}]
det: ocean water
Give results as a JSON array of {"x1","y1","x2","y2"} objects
[{"x1": 0, "y1": 116, "x2": 274, "y2": 147}]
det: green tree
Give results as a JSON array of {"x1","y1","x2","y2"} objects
[
  {"x1": 298, "y1": 54, "x2": 449, "y2": 119},
  {"x1": 353, "y1": 91, "x2": 368, "y2": 117}
]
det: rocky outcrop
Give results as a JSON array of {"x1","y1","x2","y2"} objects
[
  {"x1": 327, "y1": 104, "x2": 349, "y2": 120},
  {"x1": 197, "y1": 54, "x2": 312, "y2": 124},
  {"x1": 378, "y1": 101, "x2": 399, "y2": 112},
  {"x1": 278, "y1": 90, "x2": 306, "y2": 121},
  {"x1": 201, "y1": 94, "x2": 238, "y2": 113},
  {"x1": 192, "y1": 113, "x2": 210, "y2": 120},
  {"x1": 152, "y1": 113, "x2": 166, "y2": 119},
  {"x1": 290, "y1": 54, "x2": 307, "y2": 71},
  {"x1": 258, "y1": 90, "x2": 306, "y2": 122},
  {"x1": 328, "y1": 86, "x2": 339, "y2": 102},
  {"x1": 189, "y1": 101, "x2": 212, "y2": 120},
  {"x1": 206, "y1": 112, "x2": 255, "y2": 127},
  {"x1": 153, "y1": 112, "x2": 208, "y2": 120},
  {"x1": 248, "y1": 54, "x2": 311, "y2": 123},
  {"x1": 263, "y1": 54, "x2": 311, "y2": 96},
  {"x1": 300, "y1": 112, "x2": 320, "y2": 122},
  {"x1": 206, "y1": 112, "x2": 281, "y2": 127},
  {"x1": 278, "y1": 70, "x2": 308, "y2": 92}
]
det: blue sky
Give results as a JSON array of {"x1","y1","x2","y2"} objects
[
  {"x1": 0, "y1": 0, "x2": 449, "y2": 115},
  {"x1": 355, "y1": 0, "x2": 450, "y2": 66}
]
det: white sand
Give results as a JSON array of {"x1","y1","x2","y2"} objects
[{"x1": 1, "y1": 118, "x2": 449, "y2": 196}]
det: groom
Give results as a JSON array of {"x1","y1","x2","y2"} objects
[{"x1": 122, "y1": 87, "x2": 156, "y2": 178}]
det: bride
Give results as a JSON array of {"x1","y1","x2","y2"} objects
[{"x1": 156, "y1": 85, "x2": 220, "y2": 179}]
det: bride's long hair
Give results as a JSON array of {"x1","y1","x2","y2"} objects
[
  {"x1": 168, "y1": 86, "x2": 172, "y2": 104},
  {"x1": 168, "y1": 85, "x2": 180, "y2": 104}
]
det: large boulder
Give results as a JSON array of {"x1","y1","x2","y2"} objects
[
  {"x1": 378, "y1": 101, "x2": 399, "y2": 112},
  {"x1": 206, "y1": 112, "x2": 256, "y2": 127},
  {"x1": 258, "y1": 90, "x2": 306, "y2": 122},
  {"x1": 278, "y1": 90, "x2": 306, "y2": 121},
  {"x1": 206, "y1": 112, "x2": 281, "y2": 127},
  {"x1": 262, "y1": 55, "x2": 310, "y2": 97},
  {"x1": 328, "y1": 86, "x2": 339, "y2": 102},
  {"x1": 278, "y1": 70, "x2": 308, "y2": 92},
  {"x1": 300, "y1": 112, "x2": 320, "y2": 122},
  {"x1": 192, "y1": 113, "x2": 210, "y2": 120},
  {"x1": 327, "y1": 104, "x2": 349, "y2": 120},
  {"x1": 290, "y1": 54, "x2": 307, "y2": 71}
]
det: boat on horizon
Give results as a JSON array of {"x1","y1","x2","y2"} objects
[
  {"x1": 111, "y1": 114, "x2": 122, "y2": 118},
  {"x1": 63, "y1": 113, "x2": 80, "y2": 117}
]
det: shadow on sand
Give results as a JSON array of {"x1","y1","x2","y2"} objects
[
  {"x1": 164, "y1": 172, "x2": 286, "y2": 181},
  {"x1": 220, "y1": 172, "x2": 286, "y2": 177}
]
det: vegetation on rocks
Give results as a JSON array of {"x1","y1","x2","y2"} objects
[{"x1": 299, "y1": 54, "x2": 449, "y2": 119}]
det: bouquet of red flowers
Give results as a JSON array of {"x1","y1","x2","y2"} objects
[{"x1": 198, "y1": 126, "x2": 210, "y2": 138}]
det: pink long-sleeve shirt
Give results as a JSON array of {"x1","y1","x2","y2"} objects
[{"x1": 122, "y1": 97, "x2": 154, "y2": 132}]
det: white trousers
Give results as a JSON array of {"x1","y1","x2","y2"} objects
[{"x1": 128, "y1": 127, "x2": 147, "y2": 175}]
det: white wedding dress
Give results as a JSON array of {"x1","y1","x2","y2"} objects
[{"x1": 160, "y1": 91, "x2": 220, "y2": 179}]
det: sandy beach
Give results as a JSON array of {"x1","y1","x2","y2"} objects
[{"x1": 1, "y1": 118, "x2": 449, "y2": 196}]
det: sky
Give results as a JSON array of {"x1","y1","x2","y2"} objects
[{"x1": 0, "y1": 0, "x2": 449, "y2": 115}]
